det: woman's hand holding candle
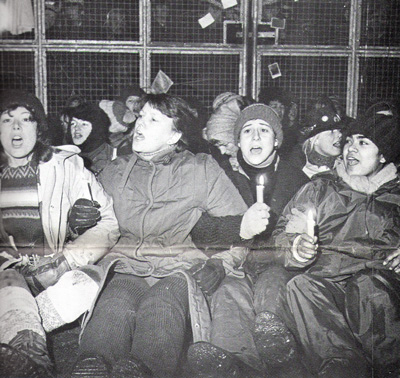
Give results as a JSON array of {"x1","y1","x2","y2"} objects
[
  {"x1": 240, "y1": 202, "x2": 270, "y2": 239},
  {"x1": 291, "y1": 209, "x2": 318, "y2": 263}
]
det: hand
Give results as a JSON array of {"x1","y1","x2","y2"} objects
[
  {"x1": 19, "y1": 253, "x2": 71, "y2": 295},
  {"x1": 285, "y1": 208, "x2": 307, "y2": 234},
  {"x1": 240, "y1": 203, "x2": 270, "y2": 240},
  {"x1": 292, "y1": 233, "x2": 318, "y2": 263},
  {"x1": 188, "y1": 259, "x2": 226, "y2": 296},
  {"x1": 68, "y1": 198, "x2": 101, "y2": 235},
  {"x1": 383, "y1": 249, "x2": 400, "y2": 274}
]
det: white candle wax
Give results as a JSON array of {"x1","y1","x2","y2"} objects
[
  {"x1": 307, "y1": 209, "x2": 316, "y2": 238},
  {"x1": 256, "y1": 175, "x2": 265, "y2": 203}
]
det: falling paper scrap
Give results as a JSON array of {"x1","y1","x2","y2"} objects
[
  {"x1": 198, "y1": 13, "x2": 215, "y2": 29},
  {"x1": 268, "y1": 62, "x2": 281, "y2": 79},
  {"x1": 221, "y1": 0, "x2": 238, "y2": 9},
  {"x1": 151, "y1": 70, "x2": 174, "y2": 94}
]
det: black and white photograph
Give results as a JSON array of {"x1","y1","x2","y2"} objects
[{"x1": 1, "y1": 1, "x2": 400, "y2": 377}]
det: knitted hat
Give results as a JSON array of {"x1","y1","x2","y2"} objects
[
  {"x1": 345, "y1": 113, "x2": 400, "y2": 164},
  {"x1": 67, "y1": 102, "x2": 110, "y2": 152},
  {"x1": 234, "y1": 104, "x2": 283, "y2": 147},
  {"x1": 0, "y1": 90, "x2": 48, "y2": 134},
  {"x1": 205, "y1": 93, "x2": 245, "y2": 146},
  {"x1": 300, "y1": 106, "x2": 343, "y2": 140}
]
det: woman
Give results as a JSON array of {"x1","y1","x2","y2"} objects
[
  {"x1": 70, "y1": 94, "x2": 261, "y2": 378},
  {"x1": 0, "y1": 91, "x2": 119, "y2": 377},
  {"x1": 66, "y1": 102, "x2": 117, "y2": 176},
  {"x1": 273, "y1": 112, "x2": 400, "y2": 377}
]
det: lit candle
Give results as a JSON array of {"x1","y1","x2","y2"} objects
[
  {"x1": 256, "y1": 175, "x2": 265, "y2": 203},
  {"x1": 307, "y1": 209, "x2": 316, "y2": 238}
]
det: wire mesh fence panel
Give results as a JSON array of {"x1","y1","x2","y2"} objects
[
  {"x1": 360, "y1": 0, "x2": 400, "y2": 47},
  {"x1": 150, "y1": 53, "x2": 241, "y2": 116},
  {"x1": 44, "y1": 0, "x2": 140, "y2": 41},
  {"x1": 151, "y1": 0, "x2": 242, "y2": 44},
  {"x1": 0, "y1": 0, "x2": 35, "y2": 40},
  {"x1": 358, "y1": 57, "x2": 400, "y2": 113},
  {"x1": 258, "y1": 0, "x2": 350, "y2": 46},
  {"x1": 0, "y1": 51, "x2": 35, "y2": 92},
  {"x1": 259, "y1": 55, "x2": 348, "y2": 121},
  {"x1": 46, "y1": 51, "x2": 140, "y2": 118}
]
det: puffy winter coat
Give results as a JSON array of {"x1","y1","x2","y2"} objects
[
  {"x1": 274, "y1": 168, "x2": 400, "y2": 281},
  {"x1": 83, "y1": 149, "x2": 249, "y2": 341}
]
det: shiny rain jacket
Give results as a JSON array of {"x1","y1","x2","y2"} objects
[{"x1": 274, "y1": 170, "x2": 400, "y2": 281}]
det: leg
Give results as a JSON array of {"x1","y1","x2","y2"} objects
[
  {"x1": 0, "y1": 269, "x2": 53, "y2": 376},
  {"x1": 253, "y1": 264, "x2": 296, "y2": 317},
  {"x1": 252, "y1": 265, "x2": 305, "y2": 375},
  {"x1": 78, "y1": 272, "x2": 149, "y2": 363},
  {"x1": 283, "y1": 274, "x2": 369, "y2": 377},
  {"x1": 346, "y1": 270, "x2": 400, "y2": 369},
  {"x1": 132, "y1": 274, "x2": 189, "y2": 378},
  {"x1": 210, "y1": 275, "x2": 261, "y2": 369}
]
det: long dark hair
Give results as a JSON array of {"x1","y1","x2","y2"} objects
[
  {"x1": 140, "y1": 93, "x2": 206, "y2": 154},
  {"x1": 0, "y1": 101, "x2": 53, "y2": 170}
]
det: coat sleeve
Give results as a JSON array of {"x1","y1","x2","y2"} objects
[
  {"x1": 200, "y1": 155, "x2": 248, "y2": 217},
  {"x1": 272, "y1": 180, "x2": 320, "y2": 270},
  {"x1": 61, "y1": 156, "x2": 120, "y2": 269}
]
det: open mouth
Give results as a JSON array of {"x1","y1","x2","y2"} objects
[
  {"x1": 250, "y1": 147, "x2": 263, "y2": 154},
  {"x1": 346, "y1": 156, "x2": 359, "y2": 166},
  {"x1": 12, "y1": 136, "x2": 23, "y2": 147},
  {"x1": 73, "y1": 132, "x2": 83, "y2": 139}
]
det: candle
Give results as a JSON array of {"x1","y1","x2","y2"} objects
[
  {"x1": 306, "y1": 209, "x2": 316, "y2": 238},
  {"x1": 256, "y1": 175, "x2": 265, "y2": 203}
]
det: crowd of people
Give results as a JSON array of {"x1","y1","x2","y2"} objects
[{"x1": 0, "y1": 86, "x2": 399, "y2": 378}]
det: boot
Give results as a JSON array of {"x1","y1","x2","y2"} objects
[
  {"x1": 70, "y1": 354, "x2": 111, "y2": 378},
  {"x1": 112, "y1": 355, "x2": 153, "y2": 378},
  {"x1": 0, "y1": 330, "x2": 54, "y2": 378},
  {"x1": 185, "y1": 341, "x2": 264, "y2": 378},
  {"x1": 253, "y1": 311, "x2": 309, "y2": 377}
]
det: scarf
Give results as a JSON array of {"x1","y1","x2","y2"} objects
[{"x1": 336, "y1": 160, "x2": 398, "y2": 195}]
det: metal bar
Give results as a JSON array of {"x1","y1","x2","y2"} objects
[
  {"x1": 251, "y1": 0, "x2": 259, "y2": 100},
  {"x1": 240, "y1": 0, "x2": 249, "y2": 96},
  {"x1": 347, "y1": 0, "x2": 362, "y2": 118}
]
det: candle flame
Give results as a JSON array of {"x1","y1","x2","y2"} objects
[
  {"x1": 307, "y1": 209, "x2": 315, "y2": 221},
  {"x1": 258, "y1": 175, "x2": 265, "y2": 186}
]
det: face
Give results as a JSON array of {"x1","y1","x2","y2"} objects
[
  {"x1": 343, "y1": 134, "x2": 385, "y2": 177},
  {"x1": 0, "y1": 107, "x2": 37, "y2": 167},
  {"x1": 132, "y1": 102, "x2": 181, "y2": 156},
  {"x1": 268, "y1": 100, "x2": 285, "y2": 120},
  {"x1": 238, "y1": 119, "x2": 277, "y2": 167},
  {"x1": 70, "y1": 117, "x2": 92, "y2": 145},
  {"x1": 125, "y1": 95, "x2": 141, "y2": 114},
  {"x1": 313, "y1": 129, "x2": 342, "y2": 157},
  {"x1": 211, "y1": 140, "x2": 238, "y2": 157}
]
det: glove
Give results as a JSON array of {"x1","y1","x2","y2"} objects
[
  {"x1": 240, "y1": 202, "x2": 270, "y2": 240},
  {"x1": 188, "y1": 258, "x2": 226, "y2": 296},
  {"x1": 68, "y1": 198, "x2": 101, "y2": 236},
  {"x1": 19, "y1": 253, "x2": 71, "y2": 295}
]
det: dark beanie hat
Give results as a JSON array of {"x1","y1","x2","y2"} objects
[
  {"x1": 300, "y1": 106, "x2": 343, "y2": 140},
  {"x1": 0, "y1": 90, "x2": 48, "y2": 134},
  {"x1": 345, "y1": 113, "x2": 400, "y2": 164},
  {"x1": 234, "y1": 104, "x2": 283, "y2": 147},
  {"x1": 67, "y1": 103, "x2": 111, "y2": 152}
]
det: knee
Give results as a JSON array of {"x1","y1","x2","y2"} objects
[{"x1": 0, "y1": 269, "x2": 29, "y2": 291}]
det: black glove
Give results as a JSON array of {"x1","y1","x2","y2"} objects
[
  {"x1": 68, "y1": 198, "x2": 101, "y2": 235},
  {"x1": 188, "y1": 259, "x2": 226, "y2": 296},
  {"x1": 19, "y1": 253, "x2": 71, "y2": 295}
]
